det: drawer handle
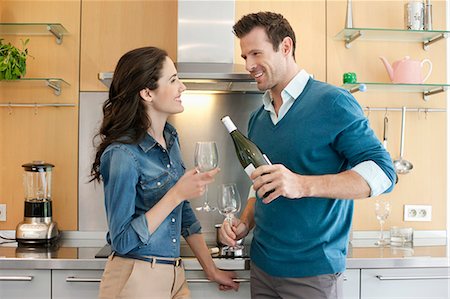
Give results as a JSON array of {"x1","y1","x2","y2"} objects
[
  {"x1": 376, "y1": 275, "x2": 450, "y2": 281},
  {"x1": 187, "y1": 278, "x2": 250, "y2": 283},
  {"x1": 0, "y1": 276, "x2": 33, "y2": 281},
  {"x1": 66, "y1": 277, "x2": 102, "y2": 283}
]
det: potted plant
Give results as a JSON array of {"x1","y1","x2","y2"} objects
[{"x1": 0, "y1": 38, "x2": 31, "y2": 80}]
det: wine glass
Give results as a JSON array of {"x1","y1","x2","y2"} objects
[
  {"x1": 194, "y1": 141, "x2": 218, "y2": 212},
  {"x1": 375, "y1": 198, "x2": 391, "y2": 246},
  {"x1": 217, "y1": 183, "x2": 243, "y2": 251}
]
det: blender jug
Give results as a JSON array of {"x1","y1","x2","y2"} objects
[{"x1": 16, "y1": 161, "x2": 59, "y2": 245}]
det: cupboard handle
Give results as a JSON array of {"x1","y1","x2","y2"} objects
[
  {"x1": 0, "y1": 276, "x2": 33, "y2": 281},
  {"x1": 376, "y1": 275, "x2": 450, "y2": 281},
  {"x1": 187, "y1": 278, "x2": 250, "y2": 283},
  {"x1": 66, "y1": 277, "x2": 102, "y2": 283}
]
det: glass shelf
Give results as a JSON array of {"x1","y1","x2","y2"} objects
[
  {"x1": 0, "y1": 23, "x2": 68, "y2": 44},
  {"x1": 0, "y1": 78, "x2": 70, "y2": 96},
  {"x1": 334, "y1": 28, "x2": 449, "y2": 50},
  {"x1": 342, "y1": 82, "x2": 449, "y2": 101}
]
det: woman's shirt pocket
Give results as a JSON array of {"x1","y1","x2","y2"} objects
[{"x1": 138, "y1": 171, "x2": 172, "y2": 207}]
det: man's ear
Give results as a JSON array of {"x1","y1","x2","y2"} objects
[
  {"x1": 140, "y1": 88, "x2": 152, "y2": 103},
  {"x1": 280, "y1": 36, "x2": 293, "y2": 57}
]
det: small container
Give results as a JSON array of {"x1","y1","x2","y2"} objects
[
  {"x1": 343, "y1": 72, "x2": 357, "y2": 84},
  {"x1": 405, "y1": 1, "x2": 424, "y2": 30},
  {"x1": 390, "y1": 227, "x2": 413, "y2": 247}
]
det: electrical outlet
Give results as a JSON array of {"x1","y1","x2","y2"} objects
[
  {"x1": 404, "y1": 204, "x2": 432, "y2": 222},
  {"x1": 0, "y1": 204, "x2": 6, "y2": 221}
]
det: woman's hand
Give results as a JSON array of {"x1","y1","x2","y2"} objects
[
  {"x1": 171, "y1": 168, "x2": 220, "y2": 202},
  {"x1": 209, "y1": 268, "x2": 239, "y2": 291}
]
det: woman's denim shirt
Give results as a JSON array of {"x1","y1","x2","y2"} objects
[{"x1": 100, "y1": 123, "x2": 201, "y2": 257}]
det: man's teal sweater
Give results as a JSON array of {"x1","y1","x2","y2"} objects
[{"x1": 248, "y1": 78, "x2": 396, "y2": 278}]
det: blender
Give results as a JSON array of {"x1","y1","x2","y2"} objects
[{"x1": 15, "y1": 161, "x2": 60, "y2": 245}]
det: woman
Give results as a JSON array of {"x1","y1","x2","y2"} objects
[{"x1": 91, "y1": 46, "x2": 239, "y2": 298}]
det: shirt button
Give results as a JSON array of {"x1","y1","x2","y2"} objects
[
  {"x1": 171, "y1": 218, "x2": 176, "y2": 223},
  {"x1": 167, "y1": 164, "x2": 171, "y2": 168},
  {"x1": 172, "y1": 238, "x2": 177, "y2": 243},
  {"x1": 157, "y1": 182, "x2": 161, "y2": 186}
]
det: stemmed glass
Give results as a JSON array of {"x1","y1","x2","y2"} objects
[
  {"x1": 217, "y1": 183, "x2": 243, "y2": 251},
  {"x1": 375, "y1": 198, "x2": 391, "y2": 246},
  {"x1": 194, "y1": 141, "x2": 218, "y2": 212}
]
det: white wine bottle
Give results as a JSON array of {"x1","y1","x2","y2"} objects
[{"x1": 221, "y1": 116, "x2": 271, "y2": 178}]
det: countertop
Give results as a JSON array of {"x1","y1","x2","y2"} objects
[{"x1": 0, "y1": 234, "x2": 449, "y2": 271}]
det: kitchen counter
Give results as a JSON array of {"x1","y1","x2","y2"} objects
[{"x1": 0, "y1": 234, "x2": 449, "y2": 271}]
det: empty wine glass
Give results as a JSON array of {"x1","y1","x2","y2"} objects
[
  {"x1": 375, "y1": 198, "x2": 391, "y2": 246},
  {"x1": 217, "y1": 183, "x2": 243, "y2": 251},
  {"x1": 194, "y1": 141, "x2": 218, "y2": 212}
]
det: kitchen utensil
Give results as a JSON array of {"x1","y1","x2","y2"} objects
[
  {"x1": 16, "y1": 161, "x2": 60, "y2": 245},
  {"x1": 217, "y1": 183, "x2": 243, "y2": 252},
  {"x1": 379, "y1": 56, "x2": 432, "y2": 84},
  {"x1": 194, "y1": 141, "x2": 218, "y2": 212},
  {"x1": 383, "y1": 115, "x2": 389, "y2": 150},
  {"x1": 345, "y1": 0, "x2": 353, "y2": 28},
  {"x1": 394, "y1": 107, "x2": 413, "y2": 174},
  {"x1": 405, "y1": 1, "x2": 424, "y2": 30},
  {"x1": 390, "y1": 227, "x2": 413, "y2": 247},
  {"x1": 424, "y1": 0, "x2": 433, "y2": 30},
  {"x1": 374, "y1": 198, "x2": 390, "y2": 246}
]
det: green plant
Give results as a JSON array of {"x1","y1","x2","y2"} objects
[{"x1": 0, "y1": 38, "x2": 31, "y2": 80}]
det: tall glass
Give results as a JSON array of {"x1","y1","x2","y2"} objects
[
  {"x1": 194, "y1": 141, "x2": 218, "y2": 212},
  {"x1": 217, "y1": 183, "x2": 243, "y2": 251},
  {"x1": 375, "y1": 198, "x2": 391, "y2": 246}
]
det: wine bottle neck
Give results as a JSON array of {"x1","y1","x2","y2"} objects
[{"x1": 221, "y1": 116, "x2": 237, "y2": 133}]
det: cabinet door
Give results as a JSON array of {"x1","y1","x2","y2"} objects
[
  {"x1": 0, "y1": 269, "x2": 51, "y2": 299},
  {"x1": 343, "y1": 269, "x2": 360, "y2": 299},
  {"x1": 361, "y1": 268, "x2": 450, "y2": 299},
  {"x1": 186, "y1": 270, "x2": 250, "y2": 299},
  {"x1": 52, "y1": 270, "x2": 103, "y2": 299}
]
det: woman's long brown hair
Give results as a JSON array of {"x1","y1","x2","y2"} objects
[{"x1": 90, "y1": 47, "x2": 168, "y2": 182}]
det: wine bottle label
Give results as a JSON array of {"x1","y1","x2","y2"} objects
[{"x1": 244, "y1": 163, "x2": 256, "y2": 178}]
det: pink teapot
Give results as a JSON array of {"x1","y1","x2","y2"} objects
[{"x1": 379, "y1": 56, "x2": 432, "y2": 84}]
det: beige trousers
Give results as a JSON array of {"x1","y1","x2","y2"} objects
[{"x1": 98, "y1": 254, "x2": 191, "y2": 299}]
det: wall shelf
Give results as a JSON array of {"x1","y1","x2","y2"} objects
[
  {"x1": 335, "y1": 28, "x2": 449, "y2": 50},
  {"x1": 342, "y1": 82, "x2": 449, "y2": 101},
  {"x1": 0, "y1": 23, "x2": 68, "y2": 44},
  {"x1": 0, "y1": 78, "x2": 70, "y2": 96}
]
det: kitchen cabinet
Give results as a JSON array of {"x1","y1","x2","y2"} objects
[
  {"x1": 343, "y1": 269, "x2": 360, "y2": 299},
  {"x1": 186, "y1": 270, "x2": 250, "y2": 298},
  {"x1": 52, "y1": 270, "x2": 102, "y2": 299},
  {"x1": 360, "y1": 267, "x2": 450, "y2": 299},
  {"x1": 0, "y1": 269, "x2": 51, "y2": 299}
]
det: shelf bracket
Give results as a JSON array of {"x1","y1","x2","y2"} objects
[
  {"x1": 345, "y1": 31, "x2": 362, "y2": 49},
  {"x1": 46, "y1": 80, "x2": 61, "y2": 96},
  {"x1": 47, "y1": 25, "x2": 64, "y2": 45},
  {"x1": 423, "y1": 87, "x2": 446, "y2": 101},
  {"x1": 423, "y1": 33, "x2": 448, "y2": 51}
]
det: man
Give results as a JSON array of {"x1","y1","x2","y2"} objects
[{"x1": 219, "y1": 12, "x2": 396, "y2": 299}]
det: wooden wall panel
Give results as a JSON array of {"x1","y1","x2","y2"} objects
[
  {"x1": 0, "y1": 1, "x2": 80, "y2": 230},
  {"x1": 327, "y1": 0, "x2": 447, "y2": 230},
  {"x1": 80, "y1": 0, "x2": 178, "y2": 91},
  {"x1": 235, "y1": 0, "x2": 326, "y2": 81}
]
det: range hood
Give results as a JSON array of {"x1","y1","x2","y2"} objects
[{"x1": 98, "y1": 1, "x2": 260, "y2": 93}]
